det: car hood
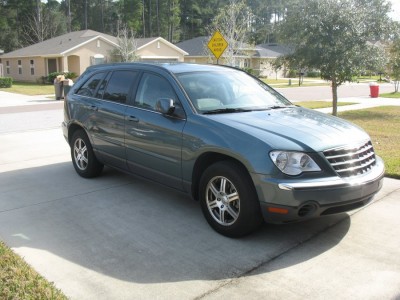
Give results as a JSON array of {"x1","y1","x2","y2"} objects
[{"x1": 205, "y1": 107, "x2": 370, "y2": 152}]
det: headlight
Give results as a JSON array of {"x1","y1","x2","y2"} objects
[{"x1": 269, "y1": 151, "x2": 321, "y2": 175}]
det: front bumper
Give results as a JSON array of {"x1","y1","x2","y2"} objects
[{"x1": 253, "y1": 157, "x2": 385, "y2": 223}]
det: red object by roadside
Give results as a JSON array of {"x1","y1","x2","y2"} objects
[{"x1": 370, "y1": 84, "x2": 379, "y2": 98}]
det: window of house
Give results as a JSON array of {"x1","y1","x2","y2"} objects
[
  {"x1": 6, "y1": 61, "x2": 10, "y2": 75},
  {"x1": 102, "y1": 70, "x2": 138, "y2": 104},
  {"x1": 18, "y1": 60, "x2": 22, "y2": 75},
  {"x1": 91, "y1": 54, "x2": 105, "y2": 65},
  {"x1": 30, "y1": 59, "x2": 35, "y2": 75}
]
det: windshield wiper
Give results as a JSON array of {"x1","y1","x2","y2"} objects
[
  {"x1": 203, "y1": 108, "x2": 252, "y2": 115},
  {"x1": 265, "y1": 105, "x2": 291, "y2": 110}
]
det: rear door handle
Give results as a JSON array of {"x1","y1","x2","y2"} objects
[
  {"x1": 89, "y1": 105, "x2": 98, "y2": 111},
  {"x1": 127, "y1": 115, "x2": 139, "y2": 122}
]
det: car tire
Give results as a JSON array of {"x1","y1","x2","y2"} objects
[
  {"x1": 70, "y1": 129, "x2": 104, "y2": 178},
  {"x1": 199, "y1": 161, "x2": 263, "y2": 238}
]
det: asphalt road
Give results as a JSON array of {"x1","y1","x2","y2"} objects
[{"x1": 0, "y1": 90, "x2": 399, "y2": 299}]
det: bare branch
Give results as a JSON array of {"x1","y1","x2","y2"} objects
[{"x1": 116, "y1": 26, "x2": 139, "y2": 62}]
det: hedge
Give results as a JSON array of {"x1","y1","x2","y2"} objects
[
  {"x1": 0, "y1": 77, "x2": 13, "y2": 88},
  {"x1": 47, "y1": 72, "x2": 77, "y2": 84}
]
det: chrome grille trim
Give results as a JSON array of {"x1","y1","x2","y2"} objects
[{"x1": 323, "y1": 141, "x2": 376, "y2": 177}]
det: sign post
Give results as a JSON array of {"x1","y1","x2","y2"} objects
[{"x1": 207, "y1": 31, "x2": 228, "y2": 64}]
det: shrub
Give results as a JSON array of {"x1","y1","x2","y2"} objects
[
  {"x1": 307, "y1": 70, "x2": 321, "y2": 78},
  {"x1": 288, "y1": 69, "x2": 297, "y2": 78},
  {"x1": 0, "y1": 77, "x2": 13, "y2": 88},
  {"x1": 47, "y1": 72, "x2": 78, "y2": 83},
  {"x1": 64, "y1": 71, "x2": 77, "y2": 80}
]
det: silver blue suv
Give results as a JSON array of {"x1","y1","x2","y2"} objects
[{"x1": 62, "y1": 63, "x2": 384, "y2": 237}]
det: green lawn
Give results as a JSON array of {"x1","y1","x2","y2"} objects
[
  {"x1": 380, "y1": 92, "x2": 400, "y2": 99},
  {"x1": 0, "y1": 82, "x2": 54, "y2": 95},
  {"x1": 338, "y1": 106, "x2": 400, "y2": 179},
  {"x1": 295, "y1": 101, "x2": 357, "y2": 109}
]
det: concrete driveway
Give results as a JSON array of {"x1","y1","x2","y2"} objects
[{"x1": 0, "y1": 91, "x2": 400, "y2": 299}]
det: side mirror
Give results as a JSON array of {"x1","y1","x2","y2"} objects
[{"x1": 156, "y1": 98, "x2": 176, "y2": 115}]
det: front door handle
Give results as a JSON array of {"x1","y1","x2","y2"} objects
[{"x1": 89, "y1": 105, "x2": 98, "y2": 111}]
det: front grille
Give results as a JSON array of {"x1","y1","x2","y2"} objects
[{"x1": 323, "y1": 141, "x2": 376, "y2": 177}]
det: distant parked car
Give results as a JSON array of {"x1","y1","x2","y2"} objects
[{"x1": 62, "y1": 62, "x2": 384, "y2": 237}]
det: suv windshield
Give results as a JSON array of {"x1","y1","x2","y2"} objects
[{"x1": 176, "y1": 70, "x2": 292, "y2": 113}]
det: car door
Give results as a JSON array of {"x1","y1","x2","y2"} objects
[
  {"x1": 77, "y1": 69, "x2": 139, "y2": 170},
  {"x1": 125, "y1": 72, "x2": 186, "y2": 190}
]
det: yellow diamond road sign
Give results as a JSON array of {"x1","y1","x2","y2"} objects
[{"x1": 208, "y1": 31, "x2": 228, "y2": 60}]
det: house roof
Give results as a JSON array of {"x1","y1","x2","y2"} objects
[
  {"x1": 1, "y1": 30, "x2": 188, "y2": 58},
  {"x1": 137, "y1": 37, "x2": 188, "y2": 55},
  {"x1": 175, "y1": 36, "x2": 210, "y2": 57},
  {"x1": 175, "y1": 36, "x2": 254, "y2": 57},
  {"x1": 1, "y1": 30, "x2": 118, "y2": 58},
  {"x1": 254, "y1": 44, "x2": 292, "y2": 58}
]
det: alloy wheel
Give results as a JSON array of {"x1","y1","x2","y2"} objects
[{"x1": 205, "y1": 176, "x2": 240, "y2": 226}]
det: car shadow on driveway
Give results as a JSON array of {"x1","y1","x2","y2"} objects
[{"x1": 0, "y1": 162, "x2": 351, "y2": 284}]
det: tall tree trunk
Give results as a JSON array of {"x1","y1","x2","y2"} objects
[
  {"x1": 149, "y1": 0, "x2": 152, "y2": 37},
  {"x1": 101, "y1": 0, "x2": 105, "y2": 33},
  {"x1": 84, "y1": 0, "x2": 88, "y2": 30},
  {"x1": 36, "y1": 0, "x2": 41, "y2": 23},
  {"x1": 67, "y1": 0, "x2": 71, "y2": 32},
  {"x1": 36, "y1": 0, "x2": 43, "y2": 42},
  {"x1": 331, "y1": 79, "x2": 338, "y2": 116},
  {"x1": 167, "y1": 0, "x2": 171, "y2": 41},
  {"x1": 142, "y1": 0, "x2": 146, "y2": 37},
  {"x1": 156, "y1": 0, "x2": 160, "y2": 36}
]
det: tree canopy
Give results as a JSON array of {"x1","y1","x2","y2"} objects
[
  {"x1": 0, "y1": 0, "x2": 295, "y2": 52},
  {"x1": 388, "y1": 38, "x2": 400, "y2": 92},
  {"x1": 277, "y1": 0, "x2": 393, "y2": 115}
]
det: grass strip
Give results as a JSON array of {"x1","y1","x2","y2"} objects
[
  {"x1": 0, "y1": 82, "x2": 54, "y2": 96},
  {"x1": 379, "y1": 92, "x2": 400, "y2": 99},
  {"x1": 0, "y1": 241, "x2": 67, "y2": 300}
]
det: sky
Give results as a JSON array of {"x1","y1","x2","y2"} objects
[{"x1": 389, "y1": 0, "x2": 400, "y2": 21}]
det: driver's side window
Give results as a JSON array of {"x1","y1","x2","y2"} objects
[{"x1": 135, "y1": 73, "x2": 177, "y2": 111}]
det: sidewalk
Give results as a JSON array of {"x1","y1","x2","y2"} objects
[{"x1": 0, "y1": 91, "x2": 57, "y2": 108}]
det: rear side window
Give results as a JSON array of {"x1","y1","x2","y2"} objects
[
  {"x1": 102, "y1": 70, "x2": 138, "y2": 104},
  {"x1": 76, "y1": 72, "x2": 106, "y2": 97}
]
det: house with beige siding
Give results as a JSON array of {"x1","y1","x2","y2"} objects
[
  {"x1": 175, "y1": 36, "x2": 291, "y2": 78},
  {"x1": 0, "y1": 30, "x2": 188, "y2": 82}
]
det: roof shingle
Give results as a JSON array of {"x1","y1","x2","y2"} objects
[{"x1": 1, "y1": 30, "x2": 118, "y2": 58}]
